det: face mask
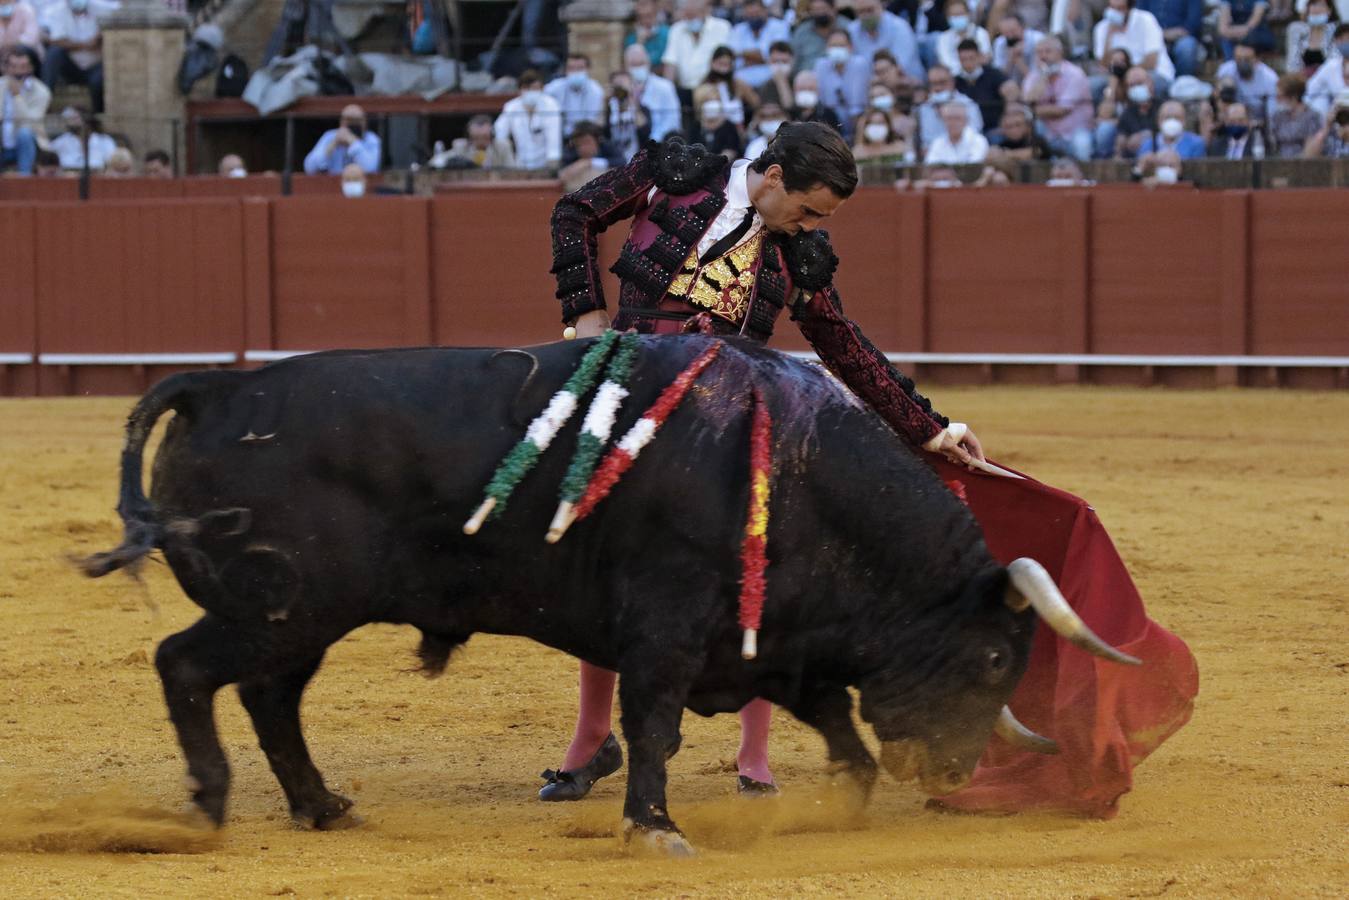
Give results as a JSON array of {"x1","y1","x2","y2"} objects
[
  {"x1": 1043, "y1": 62, "x2": 1060, "y2": 75},
  {"x1": 795, "y1": 89, "x2": 819, "y2": 107},
  {"x1": 1308, "y1": 12, "x2": 1329, "y2": 24},
  {"x1": 871, "y1": 93, "x2": 894, "y2": 110},
  {"x1": 948, "y1": 15, "x2": 969, "y2": 30},
  {"x1": 1110, "y1": 62, "x2": 1128, "y2": 79},
  {"x1": 1103, "y1": 7, "x2": 1126, "y2": 25},
  {"x1": 341, "y1": 180, "x2": 365, "y2": 198},
  {"x1": 860, "y1": 14, "x2": 880, "y2": 29},
  {"x1": 0, "y1": 5, "x2": 15, "y2": 16},
  {"x1": 1218, "y1": 85, "x2": 1237, "y2": 103},
  {"x1": 628, "y1": 65, "x2": 649, "y2": 82},
  {"x1": 928, "y1": 89, "x2": 952, "y2": 103},
  {"x1": 1006, "y1": 35, "x2": 1021, "y2": 46},
  {"x1": 746, "y1": 16, "x2": 766, "y2": 30},
  {"x1": 701, "y1": 101, "x2": 724, "y2": 120},
  {"x1": 812, "y1": 13, "x2": 833, "y2": 27},
  {"x1": 1127, "y1": 84, "x2": 1151, "y2": 104},
  {"x1": 228, "y1": 167, "x2": 247, "y2": 178},
  {"x1": 521, "y1": 89, "x2": 543, "y2": 105},
  {"x1": 864, "y1": 122, "x2": 890, "y2": 142},
  {"x1": 761, "y1": 118, "x2": 784, "y2": 136},
  {"x1": 566, "y1": 71, "x2": 589, "y2": 88},
  {"x1": 827, "y1": 46, "x2": 851, "y2": 64},
  {"x1": 1337, "y1": 110, "x2": 1349, "y2": 126},
  {"x1": 962, "y1": 65, "x2": 983, "y2": 80},
  {"x1": 1160, "y1": 117, "x2": 1184, "y2": 138},
  {"x1": 70, "y1": 0, "x2": 88, "y2": 11},
  {"x1": 1153, "y1": 165, "x2": 1178, "y2": 184},
  {"x1": 688, "y1": 18, "x2": 703, "y2": 34},
  {"x1": 1236, "y1": 61, "x2": 1254, "y2": 79},
  {"x1": 1226, "y1": 124, "x2": 1248, "y2": 138},
  {"x1": 771, "y1": 61, "x2": 791, "y2": 76},
  {"x1": 710, "y1": 65, "x2": 733, "y2": 79},
  {"x1": 929, "y1": 178, "x2": 959, "y2": 188},
  {"x1": 1046, "y1": 177, "x2": 1078, "y2": 187},
  {"x1": 1303, "y1": 49, "x2": 1326, "y2": 68}
]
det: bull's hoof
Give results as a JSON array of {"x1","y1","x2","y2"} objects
[
  {"x1": 293, "y1": 794, "x2": 361, "y2": 831},
  {"x1": 622, "y1": 819, "x2": 696, "y2": 858},
  {"x1": 186, "y1": 777, "x2": 228, "y2": 827}
]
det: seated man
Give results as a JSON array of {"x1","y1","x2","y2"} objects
[
  {"x1": 493, "y1": 70, "x2": 563, "y2": 171},
  {"x1": 1207, "y1": 101, "x2": 1258, "y2": 157},
  {"x1": 917, "y1": 63, "x2": 983, "y2": 149},
  {"x1": 791, "y1": 69, "x2": 844, "y2": 132},
  {"x1": 924, "y1": 99, "x2": 990, "y2": 163},
  {"x1": 303, "y1": 104, "x2": 381, "y2": 175},
  {"x1": 1138, "y1": 99, "x2": 1206, "y2": 158},
  {"x1": 143, "y1": 149, "x2": 173, "y2": 177},
  {"x1": 444, "y1": 114, "x2": 515, "y2": 169},
  {"x1": 1022, "y1": 35, "x2": 1094, "y2": 160},
  {"x1": 0, "y1": 45, "x2": 48, "y2": 174},
  {"x1": 42, "y1": 0, "x2": 106, "y2": 113},
  {"x1": 954, "y1": 38, "x2": 1016, "y2": 135}
]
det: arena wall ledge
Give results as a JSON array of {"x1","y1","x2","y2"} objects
[{"x1": 1, "y1": 185, "x2": 1346, "y2": 396}]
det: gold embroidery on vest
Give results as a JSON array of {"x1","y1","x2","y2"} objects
[{"x1": 667, "y1": 230, "x2": 765, "y2": 324}]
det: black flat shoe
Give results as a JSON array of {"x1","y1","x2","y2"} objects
[
  {"x1": 538, "y1": 733, "x2": 623, "y2": 802},
  {"x1": 737, "y1": 775, "x2": 780, "y2": 797}
]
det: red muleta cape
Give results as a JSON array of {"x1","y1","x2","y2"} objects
[{"x1": 931, "y1": 457, "x2": 1200, "y2": 818}]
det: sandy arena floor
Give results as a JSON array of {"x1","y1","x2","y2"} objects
[{"x1": 0, "y1": 387, "x2": 1346, "y2": 898}]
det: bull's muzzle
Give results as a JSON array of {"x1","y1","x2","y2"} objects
[
  {"x1": 879, "y1": 741, "x2": 972, "y2": 796},
  {"x1": 1005, "y1": 558, "x2": 1142, "y2": 667}
]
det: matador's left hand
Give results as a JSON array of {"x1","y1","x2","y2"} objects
[{"x1": 924, "y1": 422, "x2": 986, "y2": 468}]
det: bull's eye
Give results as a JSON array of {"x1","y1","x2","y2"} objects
[{"x1": 984, "y1": 648, "x2": 1009, "y2": 683}]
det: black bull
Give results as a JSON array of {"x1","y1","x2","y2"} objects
[{"x1": 84, "y1": 336, "x2": 1135, "y2": 853}]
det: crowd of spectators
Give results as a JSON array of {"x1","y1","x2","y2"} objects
[
  {"x1": 463, "y1": 0, "x2": 1349, "y2": 184},
  {"x1": 6, "y1": 0, "x2": 1349, "y2": 183}
]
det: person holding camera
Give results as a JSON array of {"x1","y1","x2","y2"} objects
[
  {"x1": 303, "y1": 104, "x2": 382, "y2": 175},
  {"x1": 1307, "y1": 89, "x2": 1349, "y2": 156}
]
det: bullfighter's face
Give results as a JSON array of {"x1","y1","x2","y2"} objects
[
  {"x1": 752, "y1": 164, "x2": 846, "y2": 236},
  {"x1": 857, "y1": 570, "x2": 1037, "y2": 795}
]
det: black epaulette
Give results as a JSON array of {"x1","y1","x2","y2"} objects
[{"x1": 647, "y1": 135, "x2": 729, "y2": 195}]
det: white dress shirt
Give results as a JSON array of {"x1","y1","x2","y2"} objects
[
  {"x1": 924, "y1": 126, "x2": 990, "y2": 164},
  {"x1": 1092, "y1": 9, "x2": 1174, "y2": 80},
  {"x1": 544, "y1": 74, "x2": 606, "y2": 137},
  {"x1": 662, "y1": 16, "x2": 734, "y2": 89},
  {"x1": 45, "y1": 4, "x2": 108, "y2": 70},
  {"x1": 632, "y1": 71, "x2": 682, "y2": 141},
  {"x1": 493, "y1": 93, "x2": 563, "y2": 170}
]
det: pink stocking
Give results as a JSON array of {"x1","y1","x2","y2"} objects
[
  {"x1": 737, "y1": 697, "x2": 775, "y2": 784},
  {"x1": 560, "y1": 661, "x2": 617, "y2": 771}
]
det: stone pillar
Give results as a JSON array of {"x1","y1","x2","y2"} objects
[
  {"x1": 560, "y1": 0, "x2": 632, "y2": 86},
  {"x1": 101, "y1": 0, "x2": 190, "y2": 172}
]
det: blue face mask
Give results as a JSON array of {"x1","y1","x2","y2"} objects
[
  {"x1": 948, "y1": 14, "x2": 969, "y2": 30},
  {"x1": 0, "y1": 4, "x2": 15, "y2": 16},
  {"x1": 566, "y1": 71, "x2": 589, "y2": 88},
  {"x1": 70, "y1": 0, "x2": 89, "y2": 11},
  {"x1": 1226, "y1": 124, "x2": 1249, "y2": 138}
]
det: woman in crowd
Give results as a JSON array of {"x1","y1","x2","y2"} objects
[
  {"x1": 853, "y1": 108, "x2": 912, "y2": 159},
  {"x1": 1269, "y1": 72, "x2": 1324, "y2": 156},
  {"x1": 693, "y1": 45, "x2": 761, "y2": 135},
  {"x1": 1285, "y1": 0, "x2": 1339, "y2": 74}
]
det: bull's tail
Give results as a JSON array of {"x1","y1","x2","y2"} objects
[{"x1": 81, "y1": 370, "x2": 238, "y2": 578}]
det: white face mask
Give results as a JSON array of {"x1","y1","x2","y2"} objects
[
  {"x1": 1160, "y1": 117, "x2": 1184, "y2": 138},
  {"x1": 701, "y1": 101, "x2": 724, "y2": 121},
  {"x1": 1153, "y1": 165, "x2": 1179, "y2": 184},
  {"x1": 1103, "y1": 7, "x2": 1126, "y2": 25},
  {"x1": 521, "y1": 89, "x2": 543, "y2": 106},
  {"x1": 826, "y1": 46, "x2": 851, "y2": 65},
  {"x1": 1046, "y1": 177, "x2": 1078, "y2": 187},
  {"x1": 1127, "y1": 84, "x2": 1151, "y2": 104},
  {"x1": 864, "y1": 122, "x2": 890, "y2": 143},
  {"x1": 771, "y1": 61, "x2": 792, "y2": 77},
  {"x1": 628, "y1": 65, "x2": 649, "y2": 82},
  {"x1": 871, "y1": 94, "x2": 894, "y2": 110},
  {"x1": 760, "y1": 118, "x2": 784, "y2": 136},
  {"x1": 795, "y1": 89, "x2": 819, "y2": 108},
  {"x1": 341, "y1": 180, "x2": 366, "y2": 198},
  {"x1": 228, "y1": 167, "x2": 247, "y2": 178},
  {"x1": 928, "y1": 89, "x2": 952, "y2": 104}
]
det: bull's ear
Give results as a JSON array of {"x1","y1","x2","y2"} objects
[{"x1": 1004, "y1": 579, "x2": 1030, "y2": 613}]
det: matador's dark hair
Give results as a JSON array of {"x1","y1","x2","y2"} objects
[{"x1": 749, "y1": 121, "x2": 858, "y2": 199}]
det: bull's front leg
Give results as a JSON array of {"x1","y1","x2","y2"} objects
[
  {"x1": 787, "y1": 683, "x2": 879, "y2": 805},
  {"x1": 616, "y1": 650, "x2": 697, "y2": 857}
]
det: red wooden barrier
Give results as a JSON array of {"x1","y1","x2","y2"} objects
[
  {"x1": 180, "y1": 175, "x2": 284, "y2": 198},
  {"x1": 86, "y1": 177, "x2": 186, "y2": 201},
  {"x1": 4, "y1": 187, "x2": 1347, "y2": 396},
  {"x1": 269, "y1": 196, "x2": 433, "y2": 349},
  {"x1": 31, "y1": 200, "x2": 246, "y2": 394},
  {"x1": 0, "y1": 204, "x2": 38, "y2": 395},
  {"x1": 0, "y1": 177, "x2": 80, "y2": 203}
]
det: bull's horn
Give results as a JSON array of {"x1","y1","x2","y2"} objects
[
  {"x1": 1006, "y1": 558, "x2": 1142, "y2": 666},
  {"x1": 994, "y1": 706, "x2": 1059, "y2": 755}
]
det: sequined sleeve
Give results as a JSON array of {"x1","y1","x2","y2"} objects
[
  {"x1": 791, "y1": 286, "x2": 949, "y2": 446},
  {"x1": 550, "y1": 148, "x2": 659, "y2": 324}
]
